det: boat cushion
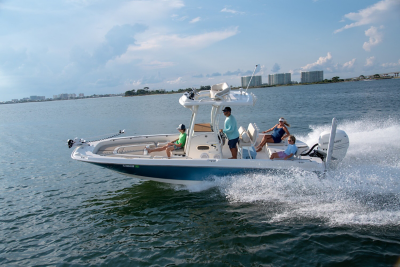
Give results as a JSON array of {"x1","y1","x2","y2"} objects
[
  {"x1": 210, "y1": 82, "x2": 229, "y2": 99},
  {"x1": 247, "y1": 123, "x2": 259, "y2": 145},
  {"x1": 239, "y1": 126, "x2": 251, "y2": 143},
  {"x1": 241, "y1": 146, "x2": 257, "y2": 159}
]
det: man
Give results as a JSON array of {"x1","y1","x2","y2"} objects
[
  {"x1": 146, "y1": 124, "x2": 187, "y2": 158},
  {"x1": 219, "y1": 107, "x2": 239, "y2": 159}
]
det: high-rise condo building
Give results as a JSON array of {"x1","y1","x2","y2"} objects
[
  {"x1": 241, "y1": 75, "x2": 262, "y2": 88},
  {"x1": 301, "y1": 71, "x2": 323, "y2": 83},
  {"x1": 268, "y1": 73, "x2": 291, "y2": 85}
]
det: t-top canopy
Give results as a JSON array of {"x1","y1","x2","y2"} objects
[{"x1": 179, "y1": 83, "x2": 257, "y2": 108}]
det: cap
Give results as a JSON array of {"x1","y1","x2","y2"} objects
[
  {"x1": 279, "y1": 118, "x2": 285, "y2": 122},
  {"x1": 222, "y1": 107, "x2": 231, "y2": 112},
  {"x1": 177, "y1": 124, "x2": 186, "y2": 130}
]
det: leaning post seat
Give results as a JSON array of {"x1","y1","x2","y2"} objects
[
  {"x1": 171, "y1": 132, "x2": 188, "y2": 156},
  {"x1": 238, "y1": 123, "x2": 259, "y2": 159},
  {"x1": 210, "y1": 83, "x2": 230, "y2": 99},
  {"x1": 247, "y1": 123, "x2": 260, "y2": 147},
  {"x1": 238, "y1": 126, "x2": 251, "y2": 144}
]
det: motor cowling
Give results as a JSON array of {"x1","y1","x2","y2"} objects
[{"x1": 316, "y1": 129, "x2": 349, "y2": 161}]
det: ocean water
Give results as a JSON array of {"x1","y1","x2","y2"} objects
[{"x1": 1, "y1": 79, "x2": 400, "y2": 266}]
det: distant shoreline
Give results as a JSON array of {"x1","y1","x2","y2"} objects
[{"x1": 2, "y1": 77, "x2": 399, "y2": 105}]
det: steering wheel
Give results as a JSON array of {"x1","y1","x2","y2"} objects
[{"x1": 218, "y1": 131, "x2": 226, "y2": 146}]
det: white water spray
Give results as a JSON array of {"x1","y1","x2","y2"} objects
[{"x1": 185, "y1": 118, "x2": 400, "y2": 226}]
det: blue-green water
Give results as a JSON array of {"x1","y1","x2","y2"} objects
[{"x1": 1, "y1": 79, "x2": 400, "y2": 266}]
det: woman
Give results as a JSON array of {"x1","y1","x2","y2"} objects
[{"x1": 255, "y1": 117, "x2": 290, "y2": 152}]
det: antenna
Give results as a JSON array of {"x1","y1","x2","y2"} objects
[{"x1": 245, "y1": 64, "x2": 258, "y2": 93}]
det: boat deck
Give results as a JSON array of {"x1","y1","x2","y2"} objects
[{"x1": 91, "y1": 137, "x2": 310, "y2": 161}]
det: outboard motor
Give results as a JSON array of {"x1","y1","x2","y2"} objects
[{"x1": 316, "y1": 129, "x2": 349, "y2": 162}]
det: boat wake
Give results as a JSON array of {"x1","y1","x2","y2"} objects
[{"x1": 186, "y1": 118, "x2": 400, "y2": 226}]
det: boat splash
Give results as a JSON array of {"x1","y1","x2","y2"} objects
[{"x1": 183, "y1": 118, "x2": 400, "y2": 226}]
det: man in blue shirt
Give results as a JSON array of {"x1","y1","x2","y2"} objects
[
  {"x1": 270, "y1": 135, "x2": 298, "y2": 160},
  {"x1": 219, "y1": 107, "x2": 239, "y2": 159}
]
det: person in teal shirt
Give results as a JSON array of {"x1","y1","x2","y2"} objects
[
  {"x1": 146, "y1": 124, "x2": 187, "y2": 158},
  {"x1": 219, "y1": 107, "x2": 239, "y2": 159}
]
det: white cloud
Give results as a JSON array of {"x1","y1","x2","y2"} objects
[
  {"x1": 294, "y1": 52, "x2": 356, "y2": 74},
  {"x1": 363, "y1": 56, "x2": 378, "y2": 71},
  {"x1": 301, "y1": 52, "x2": 333, "y2": 71},
  {"x1": 334, "y1": 0, "x2": 400, "y2": 33},
  {"x1": 190, "y1": 17, "x2": 201, "y2": 23},
  {"x1": 175, "y1": 16, "x2": 188, "y2": 21},
  {"x1": 271, "y1": 63, "x2": 281, "y2": 73},
  {"x1": 363, "y1": 26, "x2": 384, "y2": 51},
  {"x1": 221, "y1": 7, "x2": 244, "y2": 15},
  {"x1": 381, "y1": 59, "x2": 400, "y2": 68},
  {"x1": 131, "y1": 80, "x2": 142, "y2": 86},
  {"x1": 257, "y1": 65, "x2": 266, "y2": 76},
  {"x1": 221, "y1": 8, "x2": 239, "y2": 14},
  {"x1": 140, "y1": 60, "x2": 175, "y2": 69},
  {"x1": 127, "y1": 27, "x2": 239, "y2": 51},
  {"x1": 365, "y1": 56, "x2": 376, "y2": 67},
  {"x1": 342, "y1": 58, "x2": 356, "y2": 70},
  {"x1": 167, "y1": 77, "x2": 183, "y2": 84}
]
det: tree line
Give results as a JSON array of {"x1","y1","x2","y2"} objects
[{"x1": 125, "y1": 85, "x2": 211, "y2": 97}]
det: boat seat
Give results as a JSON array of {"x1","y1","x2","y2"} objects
[
  {"x1": 171, "y1": 148, "x2": 185, "y2": 156},
  {"x1": 213, "y1": 87, "x2": 231, "y2": 100},
  {"x1": 267, "y1": 146, "x2": 303, "y2": 160},
  {"x1": 171, "y1": 136, "x2": 187, "y2": 156},
  {"x1": 266, "y1": 139, "x2": 287, "y2": 146},
  {"x1": 247, "y1": 123, "x2": 259, "y2": 146},
  {"x1": 238, "y1": 123, "x2": 259, "y2": 159},
  {"x1": 210, "y1": 82, "x2": 230, "y2": 100},
  {"x1": 238, "y1": 126, "x2": 251, "y2": 145},
  {"x1": 114, "y1": 142, "x2": 155, "y2": 154},
  {"x1": 238, "y1": 123, "x2": 259, "y2": 147}
]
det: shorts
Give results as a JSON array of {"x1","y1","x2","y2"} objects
[
  {"x1": 173, "y1": 145, "x2": 183, "y2": 150},
  {"x1": 277, "y1": 151, "x2": 288, "y2": 159},
  {"x1": 228, "y1": 137, "x2": 239, "y2": 149}
]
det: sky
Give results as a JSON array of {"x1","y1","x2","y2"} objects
[{"x1": 0, "y1": 0, "x2": 399, "y2": 101}]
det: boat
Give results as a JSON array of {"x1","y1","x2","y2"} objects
[{"x1": 67, "y1": 83, "x2": 349, "y2": 184}]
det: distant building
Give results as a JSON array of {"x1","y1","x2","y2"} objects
[
  {"x1": 241, "y1": 75, "x2": 262, "y2": 88},
  {"x1": 301, "y1": 71, "x2": 323, "y2": 83},
  {"x1": 79, "y1": 93, "x2": 84, "y2": 97},
  {"x1": 30, "y1": 95, "x2": 45, "y2": 101},
  {"x1": 268, "y1": 73, "x2": 291, "y2": 85},
  {"x1": 60, "y1": 94, "x2": 69, "y2": 100}
]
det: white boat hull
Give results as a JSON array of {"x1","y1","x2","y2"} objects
[
  {"x1": 68, "y1": 85, "x2": 347, "y2": 184},
  {"x1": 72, "y1": 141, "x2": 325, "y2": 184}
]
